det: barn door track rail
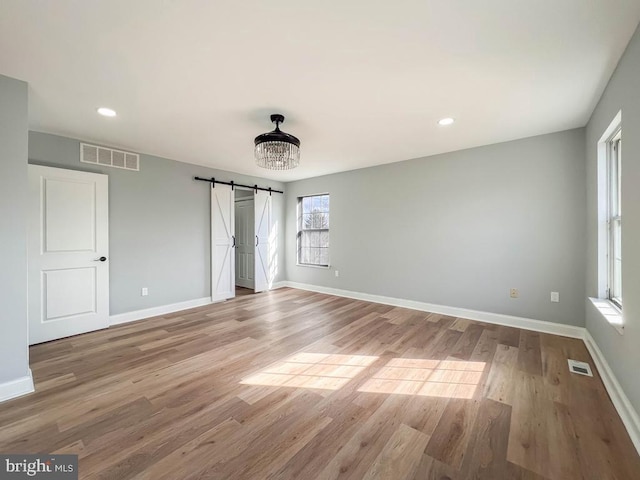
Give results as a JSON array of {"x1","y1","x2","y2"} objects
[{"x1": 194, "y1": 176, "x2": 283, "y2": 195}]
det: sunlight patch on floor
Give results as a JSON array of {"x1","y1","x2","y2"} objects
[
  {"x1": 357, "y1": 358, "x2": 485, "y2": 399},
  {"x1": 240, "y1": 352, "x2": 379, "y2": 390},
  {"x1": 241, "y1": 353, "x2": 485, "y2": 398}
]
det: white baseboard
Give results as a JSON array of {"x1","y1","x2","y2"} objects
[
  {"x1": 110, "y1": 297, "x2": 213, "y2": 326},
  {"x1": 583, "y1": 330, "x2": 640, "y2": 453},
  {"x1": 0, "y1": 369, "x2": 34, "y2": 403},
  {"x1": 280, "y1": 281, "x2": 584, "y2": 338}
]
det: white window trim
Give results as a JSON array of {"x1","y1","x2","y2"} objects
[
  {"x1": 595, "y1": 110, "x2": 623, "y2": 334},
  {"x1": 296, "y1": 263, "x2": 331, "y2": 269},
  {"x1": 296, "y1": 193, "x2": 330, "y2": 268},
  {"x1": 607, "y1": 129, "x2": 622, "y2": 308},
  {"x1": 589, "y1": 297, "x2": 623, "y2": 335}
]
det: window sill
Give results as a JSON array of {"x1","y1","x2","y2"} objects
[
  {"x1": 589, "y1": 297, "x2": 624, "y2": 335},
  {"x1": 296, "y1": 263, "x2": 331, "y2": 270}
]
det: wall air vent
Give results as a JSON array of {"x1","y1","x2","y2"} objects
[
  {"x1": 81, "y1": 143, "x2": 139, "y2": 171},
  {"x1": 568, "y1": 359, "x2": 593, "y2": 377}
]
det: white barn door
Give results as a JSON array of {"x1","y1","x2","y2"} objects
[
  {"x1": 28, "y1": 165, "x2": 110, "y2": 344},
  {"x1": 254, "y1": 190, "x2": 272, "y2": 293},
  {"x1": 211, "y1": 184, "x2": 235, "y2": 302}
]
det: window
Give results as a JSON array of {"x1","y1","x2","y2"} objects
[
  {"x1": 297, "y1": 194, "x2": 330, "y2": 266},
  {"x1": 593, "y1": 112, "x2": 623, "y2": 333},
  {"x1": 607, "y1": 128, "x2": 622, "y2": 308}
]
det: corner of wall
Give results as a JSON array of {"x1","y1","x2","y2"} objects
[{"x1": 0, "y1": 369, "x2": 34, "y2": 403}]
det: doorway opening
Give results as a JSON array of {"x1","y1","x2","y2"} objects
[{"x1": 234, "y1": 188, "x2": 255, "y2": 295}]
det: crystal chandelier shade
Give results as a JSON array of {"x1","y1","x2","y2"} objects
[
  {"x1": 254, "y1": 114, "x2": 301, "y2": 170},
  {"x1": 255, "y1": 141, "x2": 300, "y2": 170}
]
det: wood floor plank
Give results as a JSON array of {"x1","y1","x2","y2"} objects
[
  {"x1": 411, "y1": 454, "x2": 460, "y2": 480},
  {"x1": 507, "y1": 372, "x2": 551, "y2": 477},
  {"x1": 361, "y1": 424, "x2": 429, "y2": 480},
  {"x1": 506, "y1": 461, "x2": 552, "y2": 480},
  {"x1": 449, "y1": 318, "x2": 471, "y2": 332},
  {"x1": 449, "y1": 323, "x2": 484, "y2": 360},
  {"x1": 469, "y1": 327, "x2": 500, "y2": 363},
  {"x1": 460, "y1": 398, "x2": 512, "y2": 479},
  {"x1": 314, "y1": 393, "x2": 412, "y2": 480},
  {"x1": 400, "y1": 391, "x2": 450, "y2": 437},
  {"x1": 128, "y1": 417, "x2": 244, "y2": 480},
  {"x1": 0, "y1": 287, "x2": 637, "y2": 480},
  {"x1": 566, "y1": 381, "x2": 640, "y2": 480},
  {"x1": 496, "y1": 325, "x2": 521, "y2": 348},
  {"x1": 518, "y1": 330, "x2": 543, "y2": 376},
  {"x1": 484, "y1": 344, "x2": 519, "y2": 405},
  {"x1": 424, "y1": 397, "x2": 481, "y2": 470},
  {"x1": 80, "y1": 396, "x2": 250, "y2": 479},
  {"x1": 268, "y1": 400, "x2": 370, "y2": 480}
]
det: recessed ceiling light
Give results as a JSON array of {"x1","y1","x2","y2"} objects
[
  {"x1": 97, "y1": 107, "x2": 117, "y2": 117},
  {"x1": 438, "y1": 117, "x2": 455, "y2": 126}
]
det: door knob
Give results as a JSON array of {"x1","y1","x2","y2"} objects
[{"x1": 94, "y1": 256, "x2": 107, "y2": 262}]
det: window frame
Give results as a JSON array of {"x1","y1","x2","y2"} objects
[
  {"x1": 592, "y1": 110, "x2": 623, "y2": 335},
  {"x1": 296, "y1": 193, "x2": 330, "y2": 268},
  {"x1": 607, "y1": 128, "x2": 622, "y2": 309}
]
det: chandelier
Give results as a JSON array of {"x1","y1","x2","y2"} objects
[{"x1": 254, "y1": 114, "x2": 300, "y2": 170}]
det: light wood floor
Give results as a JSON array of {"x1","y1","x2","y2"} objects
[
  {"x1": 235, "y1": 286, "x2": 254, "y2": 297},
  {"x1": 1, "y1": 288, "x2": 638, "y2": 479}
]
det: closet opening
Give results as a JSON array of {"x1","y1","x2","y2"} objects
[{"x1": 234, "y1": 188, "x2": 255, "y2": 295}]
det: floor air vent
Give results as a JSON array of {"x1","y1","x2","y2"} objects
[
  {"x1": 568, "y1": 359, "x2": 593, "y2": 377},
  {"x1": 81, "y1": 143, "x2": 139, "y2": 171}
]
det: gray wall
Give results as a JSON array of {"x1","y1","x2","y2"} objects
[
  {"x1": 285, "y1": 129, "x2": 586, "y2": 326},
  {"x1": 585, "y1": 24, "x2": 640, "y2": 411},
  {"x1": 0, "y1": 75, "x2": 30, "y2": 384},
  {"x1": 29, "y1": 132, "x2": 286, "y2": 315}
]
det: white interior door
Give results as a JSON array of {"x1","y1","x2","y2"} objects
[
  {"x1": 211, "y1": 184, "x2": 235, "y2": 302},
  {"x1": 28, "y1": 165, "x2": 109, "y2": 345},
  {"x1": 254, "y1": 190, "x2": 272, "y2": 293},
  {"x1": 234, "y1": 197, "x2": 255, "y2": 289}
]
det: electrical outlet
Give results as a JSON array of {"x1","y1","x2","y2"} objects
[
  {"x1": 551, "y1": 291, "x2": 560, "y2": 303},
  {"x1": 510, "y1": 288, "x2": 519, "y2": 298},
  {"x1": 335, "y1": 270, "x2": 339, "y2": 278},
  {"x1": 141, "y1": 287, "x2": 148, "y2": 296}
]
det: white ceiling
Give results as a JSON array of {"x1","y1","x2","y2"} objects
[{"x1": 1, "y1": 1, "x2": 639, "y2": 182}]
